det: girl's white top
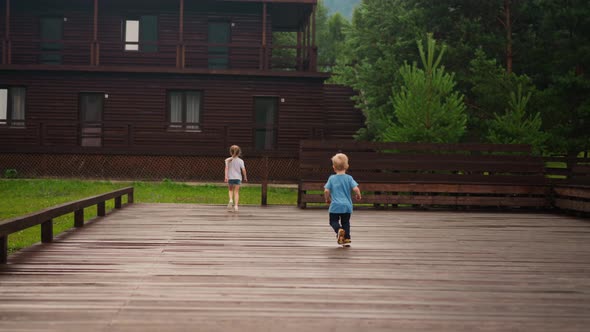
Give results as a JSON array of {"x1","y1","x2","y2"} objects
[{"x1": 225, "y1": 157, "x2": 245, "y2": 180}]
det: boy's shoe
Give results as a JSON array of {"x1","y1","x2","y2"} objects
[
  {"x1": 343, "y1": 239, "x2": 351, "y2": 247},
  {"x1": 227, "y1": 202, "x2": 233, "y2": 211},
  {"x1": 337, "y1": 228, "x2": 345, "y2": 244}
]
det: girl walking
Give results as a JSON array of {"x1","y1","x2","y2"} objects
[{"x1": 224, "y1": 145, "x2": 248, "y2": 212}]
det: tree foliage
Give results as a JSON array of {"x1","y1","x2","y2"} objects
[
  {"x1": 326, "y1": 0, "x2": 590, "y2": 154},
  {"x1": 487, "y1": 85, "x2": 547, "y2": 154},
  {"x1": 383, "y1": 34, "x2": 467, "y2": 143}
]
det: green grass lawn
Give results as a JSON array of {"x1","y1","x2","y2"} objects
[{"x1": 1, "y1": 179, "x2": 297, "y2": 253}]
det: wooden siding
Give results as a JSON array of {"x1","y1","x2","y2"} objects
[
  {"x1": 0, "y1": 71, "x2": 332, "y2": 154},
  {"x1": 323, "y1": 84, "x2": 364, "y2": 139},
  {"x1": 0, "y1": 0, "x2": 313, "y2": 71}
]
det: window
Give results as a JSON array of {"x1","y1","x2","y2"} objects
[
  {"x1": 254, "y1": 97, "x2": 278, "y2": 150},
  {"x1": 168, "y1": 91, "x2": 202, "y2": 131},
  {"x1": 40, "y1": 17, "x2": 63, "y2": 64},
  {"x1": 208, "y1": 22, "x2": 230, "y2": 69},
  {"x1": 0, "y1": 87, "x2": 26, "y2": 127},
  {"x1": 124, "y1": 15, "x2": 158, "y2": 52}
]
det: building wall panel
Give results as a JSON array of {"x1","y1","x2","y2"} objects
[{"x1": 0, "y1": 71, "x2": 329, "y2": 154}]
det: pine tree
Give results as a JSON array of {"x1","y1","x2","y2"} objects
[
  {"x1": 382, "y1": 34, "x2": 467, "y2": 143},
  {"x1": 486, "y1": 85, "x2": 547, "y2": 154}
]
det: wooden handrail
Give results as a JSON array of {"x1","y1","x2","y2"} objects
[{"x1": 0, "y1": 187, "x2": 134, "y2": 264}]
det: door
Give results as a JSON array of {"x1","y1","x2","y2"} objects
[
  {"x1": 40, "y1": 17, "x2": 63, "y2": 64},
  {"x1": 254, "y1": 97, "x2": 278, "y2": 150},
  {"x1": 208, "y1": 22, "x2": 230, "y2": 69},
  {"x1": 79, "y1": 93, "x2": 104, "y2": 147}
]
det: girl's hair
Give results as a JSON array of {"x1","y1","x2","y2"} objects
[
  {"x1": 331, "y1": 153, "x2": 349, "y2": 171},
  {"x1": 229, "y1": 145, "x2": 241, "y2": 158}
]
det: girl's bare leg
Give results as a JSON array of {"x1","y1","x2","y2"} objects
[
  {"x1": 228, "y1": 185, "x2": 234, "y2": 202},
  {"x1": 227, "y1": 185, "x2": 234, "y2": 210},
  {"x1": 233, "y1": 185, "x2": 241, "y2": 211}
]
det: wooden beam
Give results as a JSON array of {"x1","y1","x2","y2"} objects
[
  {"x1": 311, "y1": 4, "x2": 317, "y2": 71},
  {"x1": 0, "y1": 236, "x2": 6, "y2": 264},
  {"x1": 261, "y1": 156, "x2": 269, "y2": 206},
  {"x1": 91, "y1": 0, "x2": 99, "y2": 65},
  {"x1": 297, "y1": 29, "x2": 302, "y2": 71},
  {"x1": 261, "y1": 2, "x2": 267, "y2": 70},
  {"x1": 4, "y1": 0, "x2": 11, "y2": 65},
  {"x1": 97, "y1": 202, "x2": 106, "y2": 217},
  {"x1": 41, "y1": 219, "x2": 53, "y2": 243},
  {"x1": 177, "y1": 0, "x2": 185, "y2": 68},
  {"x1": 74, "y1": 209, "x2": 84, "y2": 228}
]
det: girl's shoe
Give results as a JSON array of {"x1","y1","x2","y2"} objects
[
  {"x1": 227, "y1": 202, "x2": 233, "y2": 211},
  {"x1": 233, "y1": 206, "x2": 239, "y2": 212}
]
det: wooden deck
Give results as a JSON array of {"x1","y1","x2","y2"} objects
[{"x1": 1, "y1": 204, "x2": 589, "y2": 331}]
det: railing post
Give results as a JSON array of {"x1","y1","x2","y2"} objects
[
  {"x1": 261, "y1": 156, "x2": 269, "y2": 206},
  {"x1": 97, "y1": 202, "x2": 106, "y2": 216},
  {"x1": 1, "y1": 236, "x2": 7, "y2": 264},
  {"x1": 41, "y1": 219, "x2": 53, "y2": 243},
  {"x1": 128, "y1": 191, "x2": 134, "y2": 204},
  {"x1": 115, "y1": 196, "x2": 122, "y2": 209},
  {"x1": 74, "y1": 209, "x2": 84, "y2": 228}
]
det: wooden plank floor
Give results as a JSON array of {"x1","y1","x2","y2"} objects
[{"x1": 1, "y1": 204, "x2": 590, "y2": 332}]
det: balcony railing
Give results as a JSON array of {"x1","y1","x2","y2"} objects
[
  {"x1": 2, "y1": 39, "x2": 318, "y2": 73},
  {"x1": 0, "y1": 121, "x2": 358, "y2": 156}
]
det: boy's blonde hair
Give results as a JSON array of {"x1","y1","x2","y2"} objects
[
  {"x1": 229, "y1": 145, "x2": 241, "y2": 158},
  {"x1": 331, "y1": 153, "x2": 349, "y2": 171}
]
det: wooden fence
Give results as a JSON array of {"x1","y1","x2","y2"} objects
[{"x1": 298, "y1": 140, "x2": 550, "y2": 209}]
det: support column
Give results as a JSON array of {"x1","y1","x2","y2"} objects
[
  {"x1": 176, "y1": 0, "x2": 185, "y2": 68},
  {"x1": 260, "y1": 2, "x2": 267, "y2": 70},
  {"x1": 311, "y1": 5, "x2": 317, "y2": 72},
  {"x1": 97, "y1": 202, "x2": 106, "y2": 217},
  {"x1": 297, "y1": 29, "x2": 302, "y2": 71},
  {"x1": 74, "y1": 209, "x2": 84, "y2": 228},
  {"x1": 91, "y1": 0, "x2": 99, "y2": 65},
  {"x1": 0, "y1": 236, "x2": 7, "y2": 264},
  {"x1": 41, "y1": 220, "x2": 53, "y2": 243},
  {"x1": 306, "y1": 16, "x2": 310, "y2": 71},
  {"x1": 3, "y1": 0, "x2": 11, "y2": 65}
]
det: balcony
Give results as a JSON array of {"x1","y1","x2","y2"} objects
[{"x1": 0, "y1": 0, "x2": 320, "y2": 76}]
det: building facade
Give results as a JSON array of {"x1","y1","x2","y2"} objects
[{"x1": 0, "y1": 0, "x2": 363, "y2": 181}]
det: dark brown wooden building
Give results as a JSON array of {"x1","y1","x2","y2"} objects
[{"x1": 0, "y1": 0, "x2": 363, "y2": 181}]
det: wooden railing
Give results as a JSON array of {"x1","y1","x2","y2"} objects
[
  {"x1": 0, "y1": 187, "x2": 134, "y2": 264},
  {"x1": 547, "y1": 156, "x2": 590, "y2": 214},
  {"x1": 298, "y1": 140, "x2": 550, "y2": 209},
  {"x1": 0, "y1": 121, "x2": 361, "y2": 156},
  {"x1": 3, "y1": 39, "x2": 318, "y2": 73}
]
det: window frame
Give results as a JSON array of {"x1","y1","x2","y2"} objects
[
  {"x1": 166, "y1": 90, "x2": 203, "y2": 132},
  {"x1": 0, "y1": 86, "x2": 27, "y2": 128},
  {"x1": 122, "y1": 15, "x2": 159, "y2": 53}
]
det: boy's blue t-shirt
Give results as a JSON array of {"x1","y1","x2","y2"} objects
[{"x1": 324, "y1": 173, "x2": 359, "y2": 213}]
